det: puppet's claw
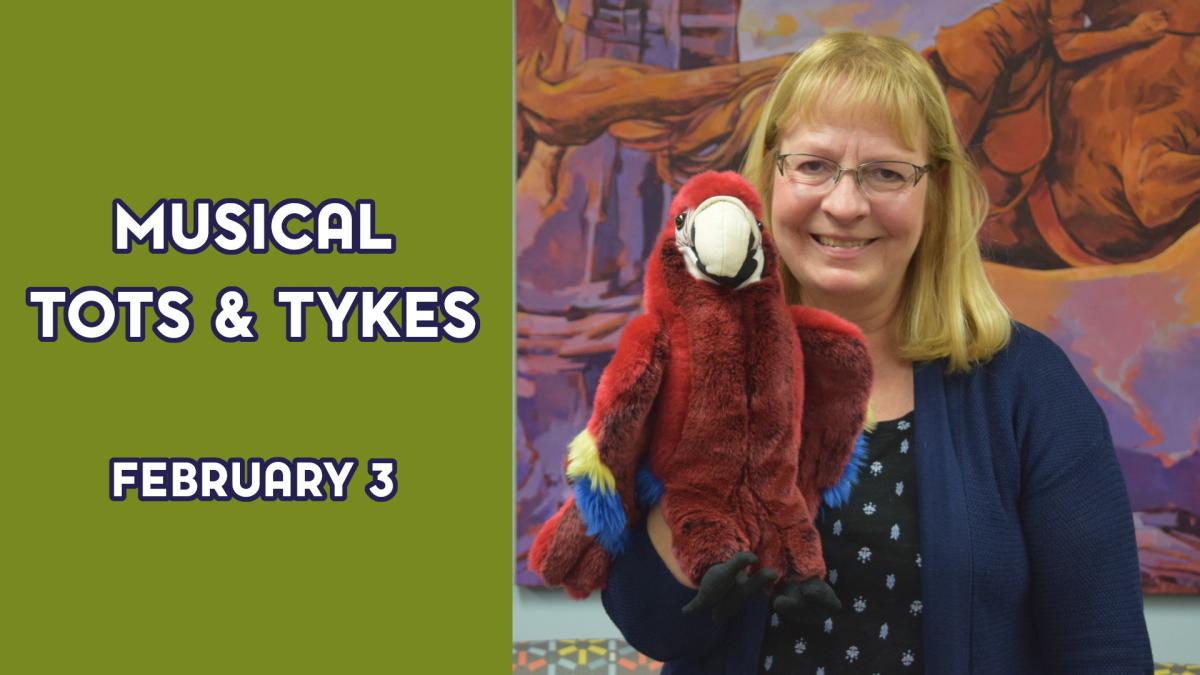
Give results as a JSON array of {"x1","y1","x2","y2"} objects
[
  {"x1": 773, "y1": 576, "x2": 841, "y2": 621},
  {"x1": 681, "y1": 551, "x2": 778, "y2": 624}
]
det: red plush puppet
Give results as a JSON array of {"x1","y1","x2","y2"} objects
[{"x1": 529, "y1": 171, "x2": 872, "y2": 617}]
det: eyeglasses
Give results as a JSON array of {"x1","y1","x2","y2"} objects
[{"x1": 775, "y1": 153, "x2": 931, "y2": 196}]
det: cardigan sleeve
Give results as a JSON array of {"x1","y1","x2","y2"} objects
[
  {"x1": 1011, "y1": 330, "x2": 1153, "y2": 672},
  {"x1": 601, "y1": 519, "x2": 743, "y2": 662}
]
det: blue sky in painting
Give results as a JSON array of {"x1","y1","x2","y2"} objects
[{"x1": 738, "y1": 0, "x2": 987, "y2": 57}]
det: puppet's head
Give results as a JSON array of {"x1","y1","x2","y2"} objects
[
  {"x1": 669, "y1": 171, "x2": 768, "y2": 290},
  {"x1": 646, "y1": 171, "x2": 780, "y2": 312}
]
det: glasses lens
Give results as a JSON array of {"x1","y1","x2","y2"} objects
[
  {"x1": 860, "y1": 162, "x2": 917, "y2": 193},
  {"x1": 780, "y1": 155, "x2": 838, "y2": 185}
]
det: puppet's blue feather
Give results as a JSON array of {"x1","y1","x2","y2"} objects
[
  {"x1": 635, "y1": 464, "x2": 664, "y2": 508},
  {"x1": 575, "y1": 477, "x2": 629, "y2": 555},
  {"x1": 821, "y1": 430, "x2": 869, "y2": 512}
]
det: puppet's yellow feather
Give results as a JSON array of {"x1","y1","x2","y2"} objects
[{"x1": 565, "y1": 430, "x2": 616, "y2": 495}]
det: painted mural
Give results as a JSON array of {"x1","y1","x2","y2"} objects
[{"x1": 515, "y1": 0, "x2": 1200, "y2": 593}]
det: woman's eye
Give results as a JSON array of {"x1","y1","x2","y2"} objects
[
  {"x1": 798, "y1": 161, "x2": 828, "y2": 174},
  {"x1": 867, "y1": 166, "x2": 906, "y2": 183}
]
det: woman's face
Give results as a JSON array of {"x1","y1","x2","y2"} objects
[{"x1": 770, "y1": 112, "x2": 928, "y2": 309}]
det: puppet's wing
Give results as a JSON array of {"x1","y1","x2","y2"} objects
[
  {"x1": 529, "y1": 312, "x2": 667, "y2": 596},
  {"x1": 566, "y1": 312, "x2": 668, "y2": 544},
  {"x1": 790, "y1": 306, "x2": 873, "y2": 509}
]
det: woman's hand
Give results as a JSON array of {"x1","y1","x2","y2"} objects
[{"x1": 646, "y1": 504, "x2": 695, "y2": 587}]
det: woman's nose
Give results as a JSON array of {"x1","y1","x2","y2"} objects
[{"x1": 821, "y1": 172, "x2": 871, "y2": 224}]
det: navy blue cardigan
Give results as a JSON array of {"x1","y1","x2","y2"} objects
[{"x1": 602, "y1": 324, "x2": 1152, "y2": 674}]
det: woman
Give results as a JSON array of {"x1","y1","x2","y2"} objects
[{"x1": 601, "y1": 33, "x2": 1151, "y2": 674}]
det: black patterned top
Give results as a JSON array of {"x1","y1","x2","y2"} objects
[{"x1": 758, "y1": 410, "x2": 923, "y2": 673}]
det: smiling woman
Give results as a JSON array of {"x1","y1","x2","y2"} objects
[
  {"x1": 598, "y1": 32, "x2": 1153, "y2": 675},
  {"x1": 742, "y1": 34, "x2": 1010, "y2": 376},
  {"x1": 768, "y1": 115, "x2": 930, "y2": 314}
]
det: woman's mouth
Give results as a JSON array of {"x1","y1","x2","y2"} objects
[{"x1": 812, "y1": 234, "x2": 877, "y2": 248}]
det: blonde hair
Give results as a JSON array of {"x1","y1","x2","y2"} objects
[{"x1": 742, "y1": 32, "x2": 1010, "y2": 372}]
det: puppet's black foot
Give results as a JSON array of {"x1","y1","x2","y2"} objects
[
  {"x1": 681, "y1": 551, "x2": 777, "y2": 624},
  {"x1": 773, "y1": 576, "x2": 841, "y2": 621}
]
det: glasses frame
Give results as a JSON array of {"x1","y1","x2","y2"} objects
[{"x1": 775, "y1": 153, "x2": 932, "y2": 194}]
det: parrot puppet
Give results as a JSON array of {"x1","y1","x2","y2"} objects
[{"x1": 529, "y1": 170, "x2": 873, "y2": 616}]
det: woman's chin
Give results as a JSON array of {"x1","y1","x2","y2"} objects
[{"x1": 799, "y1": 270, "x2": 875, "y2": 299}]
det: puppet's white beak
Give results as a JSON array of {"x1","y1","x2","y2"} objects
[{"x1": 679, "y1": 196, "x2": 764, "y2": 288}]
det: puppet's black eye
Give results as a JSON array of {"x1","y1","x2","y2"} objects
[
  {"x1": 675, "y1": 212, "x2": 687, "y2": 229},
  {"x1": 757, "y1": 220, "x2": 764, "y2": 230}
]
